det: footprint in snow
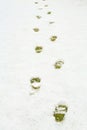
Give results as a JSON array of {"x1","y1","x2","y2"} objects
[
  {"x1": 35, "y1": 46, "x2": 43, "y2": 53},
  {"x1": 50, "y1": 35, "x2": 57, "y2": 42},
  {"x1": 29, "y1": 77, "x2": 41, "y2": 95},
  {"x1": 33, "y1": 28, "x2": 40, "y2": 32},
  {"x1": 47, "y1": 11, "x2": 51, "y2": 14},
  {"x1": 34, "y1": 2, "x2": 38, "y2": 4},
  {"x1": 54, "y1": 60, "x2": 64, "y2": 69},
  {"x1": 36, "y1": 15, "x2": 42, "y2": 19},
  {"x1": 53, "y1": 104, "x2": 68, "y2": 122}
]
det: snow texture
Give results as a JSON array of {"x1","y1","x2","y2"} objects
[{"x1": 0, "y1": 0, "x2": 87, "y2": 130}]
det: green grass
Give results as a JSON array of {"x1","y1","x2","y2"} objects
[
  {"x1": 53, "y1": 104, "x2": 68, "y2": 122},
  {"x1": 47, "y1": 11, "x2": 51, "y2": 14},
  {"x1": 33, "y1": 28, "x2": 39, "y2": 32},
  {"x1": 31, "y1": 85, "x2": 40, "y2": 89},
  {"x1": 35, "y1": 46, "x2": 43, "y2": 53},
  {"x1": 53, "y1": 113, "x2": 65, "y2": 122},
  {"x1": 50, "y1": 36, "x2": 57, "y2": 41},
  {"x1": 54, "y1": 60, "x2": 64, "y2": 69},
  {"x1": 30, "y1": 77, "x2": 41, "y2": 84}
]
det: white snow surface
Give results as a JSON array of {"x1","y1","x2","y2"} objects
[{"x1": 0, "y1": 0, "x2": 87, "y2": 129}]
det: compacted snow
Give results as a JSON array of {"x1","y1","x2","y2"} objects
[{"x1": 0, "y1": 0, "x2": 87, "y2": 130}]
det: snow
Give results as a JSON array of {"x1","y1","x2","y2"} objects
[{"x1": 0, "y1": 0, "x2": 87, "y2": 129}]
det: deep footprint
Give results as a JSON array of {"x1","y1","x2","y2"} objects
[
  {"x1": 54, "y1": 60, "x2": 64, "y2": 69},
  {"x1": 30, "y1": 77, "x2": 41, "y2": 90},
  {"x1": 47, "y1": 11, "x2": 51, "y2": 14},
  {"x1": 35, "y1": 46, "x2": 43, "y2": 53},
  {"x1": 53, "y1": 104, "x2": 68, "y2": 122},
  {"x1": 30, "y1": 77, "x2": 41, "y2": 84},
  {"x1": 33, "y1": 28, "x2": 39, "y2": 32},
  {"x1": 50, "y1": 35, "x2": 57, "y2": 41},
  {"x1": 36, "y1": 15, "x2": 42, "y2": 19}
]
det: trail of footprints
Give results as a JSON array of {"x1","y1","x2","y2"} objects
[{"x1": 29, "y1": 0, "x2": 68, "y2": 123}]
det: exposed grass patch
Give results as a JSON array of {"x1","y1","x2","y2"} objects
[
  {"x1": 50, "y1": 36, "x2": 57, "y2": 41},
  {"x1": 58, "y1": 105, "x2": 68, "y2": 112},
  {"x1": 47, "y1": 11, "x2": 51, "y2": 14},
  {"x1": 36, "y1": 16, "x2": 42, "y2": 19},
  {"x1": 54, "y1": 60, "x2": 64, "y2": 69},
  {"x1": 30, "y1": 77, "x2": 41, "y2": 84},
  {"x1": 33, "y1": 28, "x2": 39, "y2": 32},
  {"x1": 53, "y1": 104, "x2": 68, "y2": 122},
  {"x1": 31, "y1": 85, "x2": 40, "y2": 89},
  {"x1": 35, "y1": 46, "x2": 43, "y2": 53},
  {"x1": 53, "y1": 113, "x2": 65, "y2": 122}
]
